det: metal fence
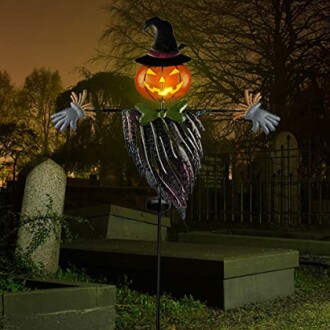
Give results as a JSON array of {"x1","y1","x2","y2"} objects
[
  {"x1": 187, "y1": 136, "x2": 330, "y2": 229},
  {"x1": 0, "y1": 188, "x2": 11, "y2": 211},
  {"x1": 0, "y1": 188, "x2": 13, "y2": 252}
]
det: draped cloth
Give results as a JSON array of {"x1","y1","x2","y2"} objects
[{"x1": 122, "y1": 109, "x2": 204, "y2": 219}]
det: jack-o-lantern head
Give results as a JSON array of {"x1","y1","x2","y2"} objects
[
  {"x1": 134, "y1": 65, "x2": 192, "y2": 102},
  {"x1": 134, "y1": 17, "x2": 192, "y2": 103}
]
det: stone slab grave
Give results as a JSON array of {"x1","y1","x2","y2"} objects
[
  {"x1": 60, "y1": 240, "x2": 299, "y2": 310},
  {"x1": 67, "y1": 204, "x2": 171, "y2": 241},
  {"x1": 1, "y1": 278, "x2": 116, "y2": 330},
  {"x1": 179, "y1": 231, "x2": 330, "y2": 256}
]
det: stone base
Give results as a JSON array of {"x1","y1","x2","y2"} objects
[
  {"x1": 1, "y1": 279, "x2": 116, "y2": 330},
  {"x1": 68, "y1": 204, "x2": 171, "y2": 241},
  {"x1": 178, "y1": 231, "x2": 330, "y2": 255},
  {"x1": 224, "y1": 268, "x2": 294, "y2": 309},
  {"x1": 60, "y1": 240, "x2": 299, "y2": 310}
]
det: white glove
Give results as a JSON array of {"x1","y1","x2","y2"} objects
[
  {"x1": 234, "y1": 90, "x2": 280, "y2": 135},
  {"x1": 51, "y1": 90, "x2": 95, "y2": 132},
  {"x1": 244, "y1": 103, "x2": 280, "y2": 135}
]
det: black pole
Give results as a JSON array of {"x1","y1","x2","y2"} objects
[
  {"x1": 87, "y1": 108, "x2": 243, "y2": 113},
  {"x1": 156, "y1": 194, "x2": 162, "y2": 330},
  {"x1": 146, "y1": 196, "x2": 171, "y2": 330}
]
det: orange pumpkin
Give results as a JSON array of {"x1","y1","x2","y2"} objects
[{"x1": 134, "y1": 65, "x2": 192, "y2": 102}]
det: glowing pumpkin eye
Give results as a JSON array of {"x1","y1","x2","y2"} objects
[
  {"x1": 169, "y1": 68, "x2": 180, "y2": 76},
  {"x1": 146, "y1": 68, "x2": 157, "y2": 75}
]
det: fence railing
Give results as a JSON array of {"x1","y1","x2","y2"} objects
[{"x1": 187, "y1": 140, "x2": 330, "y2": 229}]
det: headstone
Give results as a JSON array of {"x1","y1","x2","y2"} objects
[
  {"x1": 200, "y1": 154, "x2": 229, "y2": 189},
  {"x1": 16, "y1": 158, "x2": 66, "y2": 273}
]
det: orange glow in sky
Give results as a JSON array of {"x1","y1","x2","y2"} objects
[{"x1": 0, "y1": 0, "x2": 109, "y2": 88}]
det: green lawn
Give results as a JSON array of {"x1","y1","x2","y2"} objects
[
  {"x1": 116, "y1": 265, "x2": 330, "y2": 330},
  {"x1": 1, "y1": 263, "x2": 329, "y2": 329}
]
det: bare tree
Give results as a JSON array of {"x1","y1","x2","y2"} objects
[
  {"x1": 0, "y1": 123, "x2": 38, "y2": 181},
  {"x1": 98, "y1": 0, "x2": 329, "y2": 123},
  {"x1": 20, "y1": 68, "x2": 64, "y2": 155},
  {"x1": 54, "y1": 72, "x2": 144, "y2": 185},
  {"x1": 0, "y1": 71, "x2": 17, "y2": 124}
]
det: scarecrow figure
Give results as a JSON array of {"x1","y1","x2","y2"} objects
[{"x1": 51, "y1": 17, "x2": 280, "y2": 219}]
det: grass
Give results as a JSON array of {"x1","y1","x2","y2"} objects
[
  {"x1": 0, "y1": 276, "x2": 29, "y2": 293},
  {"x1": 115, "y1": 265, "x2": 330, "y2": 330},
  {"x1": 1, "y1": 263, "x2": 329, "y2": 329}
]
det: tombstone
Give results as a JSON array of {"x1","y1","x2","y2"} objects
[
  {"x1": 271, "y1": 131, "x2": 300, "y2": 224},
  {"x1": 16, "y1": 158, "x2": 66, "y2": 273}
]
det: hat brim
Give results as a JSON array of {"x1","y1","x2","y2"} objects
[{"x1": 135, "y1": 54, "x2": 191, "y2": 66}]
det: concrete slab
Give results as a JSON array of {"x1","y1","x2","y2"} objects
[
  {"x1": 60, "y1": 240, "x2": 298, "y2": 309},
  {"x1": 10, "y1": 307, "x2": 115, "y2": 330},
  {"x1": 224, "y1": 269, "x2": 294, "y2": 310},
  {"x1": 67, "y1": 204, "x2": 171, "y2": 241},
  {"x1": 178, "y1": 231, "x2": 330, "y2": 255},
  {"x1": 1, "y1": 279, "x2": 116, "y2": 330}
]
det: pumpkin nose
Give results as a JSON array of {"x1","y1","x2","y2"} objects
[{"x1": 159, "y1": 76, "x2": 165, "y2": 83}]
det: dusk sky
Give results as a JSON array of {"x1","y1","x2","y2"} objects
[{"x1": 0, "y1": 0, "x2": 110, "y2": 88}]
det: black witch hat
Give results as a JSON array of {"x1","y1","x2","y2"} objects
[{"x1": 135, "y1": 17, "x2": 191, "y2": 67}]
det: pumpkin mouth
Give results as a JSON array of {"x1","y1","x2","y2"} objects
[{"x1": 144, "y1": 81, "x2": 184, "y2": 96}]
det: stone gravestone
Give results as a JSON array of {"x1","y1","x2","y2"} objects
[{"x1": 16, "y1": 158, "x2": 66, "y2": 273}]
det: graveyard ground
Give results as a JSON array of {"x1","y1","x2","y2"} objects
[
  {"x1": 115, "y1": 264, "x2": 330, "y2": 329},
  {"x1": 1, "y1": 263, "x2": 329, "y2": 330}
]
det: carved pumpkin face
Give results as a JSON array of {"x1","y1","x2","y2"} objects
[{"x1": 134, "y1": 65, "x2": 192, "y2": 102}]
